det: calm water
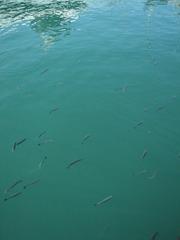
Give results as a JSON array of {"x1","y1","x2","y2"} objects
[{"x1": 0, "y1": 0, "x2": 180, "y2": 239}]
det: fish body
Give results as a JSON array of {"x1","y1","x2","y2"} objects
[
  {"x1": 157, "y1": 106, "x2": 165, "y2": 112},
  {"x1": 81, "y1": 135, "x2": 90, "y2": 144},
  {"x1": 141, "y1": 149, "x2": 148, "y2": 159},
  {"x1": 23, "y1": 179, "x2": 40, "y2": 189},
  {"x1": 134, "y1": 121, "x2": 143, "y2": 129},
  {"x1": 16, "y1": 138, "x2": 26, "y2": 146},
  {"x1": 94, "y1": 195, "x2": 112, "y2": 207},
  {"x1": 148, "y1": 171, "x2": 157, "y2": 180},
  {"x1": 5, "y1": 180, "x2": 23, "y2": 194},
  {"x1": 49, "y1": 108, "x2": 59, "y2": 115},
  {"x1": 67, "y1": 159, "x2": 83, "y2": 169},
  {"x1": 38, "y1": 131, "x2": 47, "y2": 138},
  {"x1": 38, "y1": 158, "x2": 46, "y2": 169},
  {"x1": 38, "y1": 139, "x2": 54, "y2": 146},
  {"x1": 135, "y1": 169, "x2": 147, "y2": 176},
  {"x1": 122, "y1": 85, "x2": 127, "y2": 93},
  {"x1": 12, "y1": 142, "x2": 17, "y2": 152},
  {"x1": 4, "y1": 191, "x2": 22, "y2": 202},
  {"x1": 40, "y1": 68, "x2": 48, "y2": 75},
  {"x1": 12, "y1": 138, "x2": 26, "y2": 151}
]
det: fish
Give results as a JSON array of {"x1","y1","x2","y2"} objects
[
  {"x1": 134, "y1": 169, "x2": 148, "y2": 176},
  {"x1": 141, "y1": 149, "x2": 148, "y2": 159},
  {"x1": 23, "y1": 179, "x2": 40, "y2": 190},
  {"x1": 5, "y1": 180, "x2": 23, "y2": 194},
  {"x1": 49, "y1": 107, "x2": 59, "y2": 115},
  {"x1": 115, "y1": 86, "x2": 128, "y2": 93},
  {"x1": 134, "y1": 121, "x2": 143, "y2": 129},
  {"x1": 81, "y1": 135, "x2": 91, "y2": 144},
  {"x1": 4, "y1": 191, "x2": 22, "y2": 202},
  {"x1": 151, "y1": 231, "x2": 159, "y2": 240},
  {"x1": 66, "y1": 159, "x2": 83, "y2": 169},
  {"x1": 38, "y1": 139, "x2": 54, "y2": 146},
  {"x1": 156, "y1": 106, "x2": 165, "y2": 112},
  {"x1": 12, "y1": 138, "x2": 26, "y2": 152},
  {"x1": 38, "y1": 156, "x2": 47, "y2": 169},
  {"x1": 16, "y1": 138, "x2": 26, "y2": 146},
  {"x1": 121, "y1": 85, "x2": 128, "y2": 93},
  {"x1": 94, "y1": 195, "x2": 112, "y2": 207},
  {"x1": 38, "y1": 131, "x2": 47, "y2": 138},
  {"x1": 147, "y1": 170, "x2": 157, "y2": 180},
  {"x1": 40, "y1": 68, "x2": 48, "y2": 75},
  {"x1": 12, "y1": 142, "x2": 17, "y2": 152}
]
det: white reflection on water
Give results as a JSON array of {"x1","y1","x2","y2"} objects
[{"x1": 0, "y1": 0, "x2": 87, "y2": 47}]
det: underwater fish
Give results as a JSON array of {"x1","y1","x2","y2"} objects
[
  {"x1": 94, "y1": 195, "x2": 112, "y2": 207},
  {"x1": 38, "y1": 156, "x2": 47, "y2": 169},
  {"x1": 66, "y1": 159, "x2": 83, "y2": 169},
  {"x1": 134, "y1": 121, "x2": 143, "y2": 129},
  {"x1": 141, "y1": 149, "x2": 148, "y2": 159},
  {"x1": 134, "y1": 169, "x2": 148, "y2": 176},
  {"x1": 49, "y1": 107, "x2": 59, "y2": 115},
  {"x1": 5, "y1": 180, "x2": 23, "y2": 194},
  {"x1": 16, "y1": 138, "x2": 26, "y2": 146},
  {"x1": 40, "y1": 68, "x2": 48, "y2": 75},
  {"x1": 147, "y1": 170, "x2": 157, "y2": 180},
  {"x1": 12, "y1": 138, "x2": 26, "y2": 152},
  {"x1": 156, "y1": 106, "x2": 165, "y2": 112},
  {"x1": 81, "y1": 135, "x2": 91, "y2": 144},
  {"x1": 4, "y1": 191, "x2": 22, "y2": 202},
  {"x1": 23, "y1": 179, "x2": 40, "y2": 190},
  {"x1": 12, "y1": 142, "x2": 17, "y2": 152},
  {"x1": 38, "y1": 131, "x2": 47, "y2": 138},
  {"x1": 121, "y1": 85, "x2": 128, "y2": 93},
  {"x1": 38, "y1": 139, "x2": 54, "y2": 146},
  {"x1": 151, "y1": 231, "x2": 159, "y2": 240}
]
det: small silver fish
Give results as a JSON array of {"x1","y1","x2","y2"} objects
[
  {"x1": 147, "y1": 170, "x2": 157, "y2": 180},
  {"x1": 66, "y1": 159, "x2": 83, "y2": 169},
  {"x1": 40, "y1": 68, "x2": 48, "y2": 75},
  {"x1": 141, "y1": 149, "x2": 148, "y2": 159},
  {"x1": 23, "y1": 179, "x2": 40, "y2": 189},
  {"x1": 5, "y1": 180, "x2": 23, "y2": 194},
  {"x1": 38, "y1": 156, "x2": 47, "y2": 169},
  {"x1": 38, "y1": 139, "x2": 54, "y2": 146},
  {"x1": 134, "y1": 121, "x2": 143, "y2": 129},
  {"x1": 38, "y1": 131, "x2": 47, "y2": 138},
  {"x1": 16, "y1": 138, "x2": 26, "y2": 146},
  {"x1": 49, "y1": 107, "x2": 59, "y2": 115},
  {"x1": 122, "y1": 85, "x2": 128, "y2": 93},
  {"x1": 12, "y1": 142, "x2": 17, "y2": 152},
  {"x1": 157, "y1": 106, "x2": 165, "y2": 112},
  {"x1": 12, "y1": 138, "x2": 26, "y2": 152},
  {"x1": 81, "y1": 135, "x2": 91, "y2": 144},
  {"x1": 135, "y1": 169, "x2": 148, "y2": 176},
  {"x1": 4, "y1": 191, "x2": 22, "y2": 202},
  {"x1": 94, "y1": 195, "x2": 112, "y2": 207}
]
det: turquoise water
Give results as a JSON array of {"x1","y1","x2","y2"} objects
[{"x1": 0, "y1": 0, "x2": 180, "y2": 239}]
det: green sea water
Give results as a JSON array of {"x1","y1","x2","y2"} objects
[{"x1": 0, "y1": 0, "x2": 180, "y2": 239}]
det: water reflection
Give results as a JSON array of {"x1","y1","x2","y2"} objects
[
  {"x1": 145, "y1": 0, "x2": 180, "y2": 16},
  {"x1": 145, "y1": 0, "x2": 168, "y2": 7},
  {"x1": 0, "y1": 0, "x2": 87, "y2": 47},
  {"x1": 145, "y1": 0, "x2": 180, "y2": 9}
]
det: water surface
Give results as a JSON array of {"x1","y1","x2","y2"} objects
[{"x1": 0, "y1": 0, "x2": 180, "y2": 239}]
